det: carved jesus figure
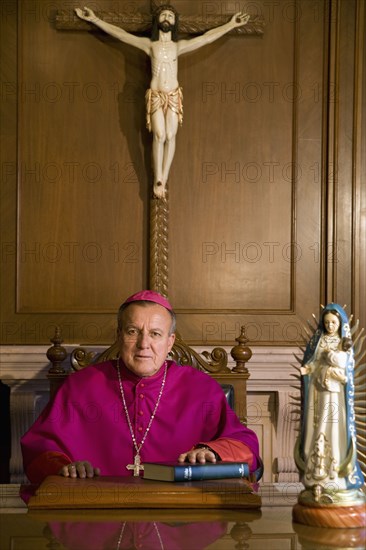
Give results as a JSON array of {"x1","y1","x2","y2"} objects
[{"x1": 75, "y1": 5, "x2": 249, "y2": 198}]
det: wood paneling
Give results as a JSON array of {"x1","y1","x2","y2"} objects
[
  {"x1": 169, "y1": 0, "x2": 325, "y2": 343},
  {"x1": 17, "y1": 0, "x2": 148, "y2": 313},
  {"x1": 1, "y1": 0, "x2": 365, "y2": 345}
]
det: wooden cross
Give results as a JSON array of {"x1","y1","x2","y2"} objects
[
  {"x1": 56, "y1": 1, "x2": 264, "y2": 35},
  {"x1": 126, "y1": 453, "x2": 144, "y2": 476}
]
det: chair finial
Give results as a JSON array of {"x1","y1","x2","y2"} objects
[
  {"x1": 47, "y1": 326, "x2": 67, "y2": 374},
  {"x1": 231, "y1": 326, "x2": 252, "y2": 373}
]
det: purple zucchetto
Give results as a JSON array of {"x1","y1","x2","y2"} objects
[{"x1": 123, "y1": 290, "x2": 173, "y2": 312}]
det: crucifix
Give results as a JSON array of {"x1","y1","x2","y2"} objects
[
  {"x1": 57, "y1": 1, "x2": 264, "y2": 200},
  {"x1": 56, "y1": 2, "x2": 264, "y2": 293},
  {"x1": 126, "y1": 453, "x2": 144, "y2": 476}
]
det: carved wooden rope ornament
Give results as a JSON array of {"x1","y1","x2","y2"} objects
[{"x1": 150, "y1": 192, "x2": 169, "y2": 295}]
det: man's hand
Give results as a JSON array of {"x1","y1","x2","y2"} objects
[
  {"x1": 178, "y1": 447, "x2": 217, "y2": 464},
  {"x1": 75, "y1": 7, "x2": 98, "y2": 22},
  {"x1": 230, "y1": 12, "x2": 250, "y2": 28},
  {"x1": 59, "y1": 461, "x2": 101, "y2": 478}
]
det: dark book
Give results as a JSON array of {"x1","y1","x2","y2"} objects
[{"x1": 143, "y1": 461, "x2": 250, "y2": 482}]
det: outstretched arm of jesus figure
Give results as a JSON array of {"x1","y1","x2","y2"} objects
[
  {"x1": 177, "y1": 12, "x2": 250, "y2": 56},
  {"x1": 75, "y1": 7, "x2": 151, "y2": 55}
]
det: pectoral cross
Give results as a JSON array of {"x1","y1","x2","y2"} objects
[{"x1": 126, "y1": 453, "x2": 144, "y2": 476}]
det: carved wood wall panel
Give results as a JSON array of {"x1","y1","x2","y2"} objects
[
  {"x1": 1, "y1": 0, "x2": 365, "y2": 345},
  {"x1": 16, "y1": 0, "x2": 149, "y2": 314},
  {"x1": 169, "y1": 0, "x2": 324, "y2": 344}
]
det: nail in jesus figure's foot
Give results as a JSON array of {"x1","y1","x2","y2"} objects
[{"x1": 153, "y1": 181, "x2": 166, "y2": 199}]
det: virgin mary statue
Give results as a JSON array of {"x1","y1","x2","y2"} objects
[{"x1": 295, "y1": 303, "x2": 365, "y2": 506}]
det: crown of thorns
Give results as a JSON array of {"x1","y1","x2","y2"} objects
[{"x1": 153, "y1": 4, "x2": 179, "y2": 18}]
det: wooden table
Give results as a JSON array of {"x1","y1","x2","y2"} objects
[
  {"x1": 1, "y1": 482, "x2": 365, "y2": 549},
  {"x1": 26, "y1": 475, "x2": 262, "y2": 510}
]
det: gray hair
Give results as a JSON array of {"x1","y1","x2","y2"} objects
[{"x1": 117, "y1": 300, "x2": 176, "y2": 335}]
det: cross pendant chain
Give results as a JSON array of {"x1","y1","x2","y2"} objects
[
  {"x1": 126, "y1": 453, "x2": 144, "y2": 477},
  {"x1": 117, "y1": 360, "x2": 168, "y2": 477}
]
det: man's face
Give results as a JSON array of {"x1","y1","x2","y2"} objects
[
  {"x1": 158, "y1": 9, "x2": 176, "y2": 32},
  {"x1": 118, "y1": 303, "x2": 175, "y2": 377}
]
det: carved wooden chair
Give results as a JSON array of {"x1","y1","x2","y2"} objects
[{"x1": 47, "y1": 326, "x2": 253, "y2": 425}]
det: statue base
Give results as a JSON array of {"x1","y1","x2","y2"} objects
[
  {"x1": 293, "y1": 522, "x2": 366, "y2": 549},
  {"x1": 293, "y1": 502, "x2": 366, "y2": 528}
]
